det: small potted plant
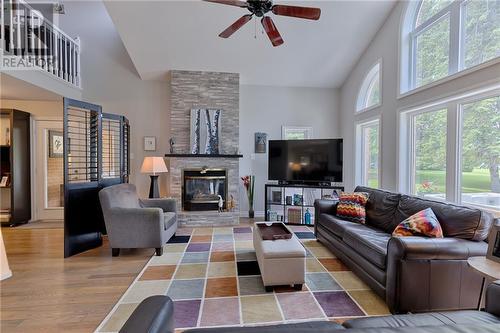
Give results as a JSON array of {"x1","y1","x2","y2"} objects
[{"x1": 241, "y1": 175, "x2": 255, "y2": 218}]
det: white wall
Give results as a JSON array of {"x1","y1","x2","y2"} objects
[
  {"x1": 58, "y1": 1, "x2": 170, "y2": 197},
  {"x1": 0, "y1": 100, "x2": 62, "y2": 118},
  {"x1": 340, "y1": 1, "x2": 500, "y2": 192},
  {"x1": 17, "y1": 1, "x2": 343, "y2": 213},
  {"x1": 239, "y1": 85, "x2": 340, "y2": 214}
]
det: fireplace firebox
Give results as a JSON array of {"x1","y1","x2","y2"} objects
[{"x1": 182, "y1": 169, "x2": 227, "y2": 211}]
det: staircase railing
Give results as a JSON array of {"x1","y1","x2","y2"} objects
[{"x1": 0, "y1": 0, "x2": 81, "y2": 88}]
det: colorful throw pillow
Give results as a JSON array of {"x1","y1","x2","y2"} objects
[
  {"x1": 392, "y1": 208, "x2": 443, "y2": 238},
  {"x1": 336, "y1": 192, "x2": 370, "y2": 224}
]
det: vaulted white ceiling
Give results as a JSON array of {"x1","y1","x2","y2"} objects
[{"x1": 104, "y1": 0, "x2": 396, "y2": 88}]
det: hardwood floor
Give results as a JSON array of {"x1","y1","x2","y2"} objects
[{"x1": 0, "y1": 226, "x2": 152, "y2": 333}]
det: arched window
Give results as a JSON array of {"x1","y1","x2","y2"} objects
[
  {"x1": 400, "y1": 0, "x2": 500, "y2": 93},
  {"x1": 356, "y1": 62, "x2": 381, "y2": 112}
]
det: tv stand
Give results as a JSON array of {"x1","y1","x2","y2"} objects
[{"x1": 265, "y1": 183, "x2": 344, "y2": 226}]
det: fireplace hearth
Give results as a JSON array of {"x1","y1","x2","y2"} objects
[{"x1": 182, "y1": 169, "x2": 227, "y2": 211}]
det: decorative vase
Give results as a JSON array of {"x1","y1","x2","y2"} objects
[{"x1": 249, "y1": 209, "x2": 255, "y2": 219}]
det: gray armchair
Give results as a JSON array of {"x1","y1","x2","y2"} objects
[{"x1": 99, "y1": 183, "x2": 177, "y2": 257}]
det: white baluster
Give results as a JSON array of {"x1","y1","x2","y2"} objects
[
  {"x1": 16, "y1": 0, "x2": 21, "y2": 54},
  {"x1": 54, "y1": 31, "x2": 58, "y2": 76},
  {"x1": 69, "y1": 40, "x2": 73, "y2": 84},
  {"x1": 0, "y1": 0, "x2": 5, "y2": 51},
  {"x1": 76, "y1": 37, "x2": 81, "y2": 87},
  {"x1": 9, "y1": 0, "x2": 14, "y2": 52}
]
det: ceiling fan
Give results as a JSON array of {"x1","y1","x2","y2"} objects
[{"x1": 203, "y1": 0, "x2": 321, "y2": 47}]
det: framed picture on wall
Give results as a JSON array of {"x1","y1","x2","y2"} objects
[
  {"x1": 281, "y1": 126, "x2": 313, "y2": 140},
  {"x1": 144, "y1": 136, "x2": 156, "y2": 151},
  {"x1": 255, "y1": 132, "x2": 267, "y2": 153},
  {"x1": 49, "y1": 130, "x2": 64, "y2": 158}
]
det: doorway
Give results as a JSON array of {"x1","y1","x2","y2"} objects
[{"x1": 34, "y1": 119, "x2": 64, "y2": 221}]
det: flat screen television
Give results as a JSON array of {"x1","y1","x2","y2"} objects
[{"x1": 268, "y1": 139, "x2": 343, "y2": 183}]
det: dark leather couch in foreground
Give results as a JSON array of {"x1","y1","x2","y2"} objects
[
  {"x1": 119, "y1": 281, "x2": 500, "y2": 333},
  {"x1": 314, "y1": 186, "x2": 496, "y2": 314}
]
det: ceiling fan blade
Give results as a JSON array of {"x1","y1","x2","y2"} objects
[
  {"x1": 272, "y1": 5, "x2": 321, "y2": 20},
  {"x1": 261, "y1": 16, "x2": 284, "y2": 47},
  {"x1": 203, "y1": 0, "x2": 248, "y2": 8},
  {"x1": 219, "y1": 14, "x2": 253, "y2": 38}
]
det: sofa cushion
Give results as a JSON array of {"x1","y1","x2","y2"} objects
[
  {"x1": 343, "y1": 227, "x2": 391, "y2": 269},
  {"x1": 164, "y1": 213, "x2": 176, "y2": 230},
  {"x1": 336, "y1": 192, "x2": 370, "y2": 224},
  {"x1": 394, "y1": 195, "x2": 493, "y2": 241},
  {"x1": 355, "y1": 186, "x2": 401, "y2": 233},
  {"x1": 319, "y1": 214, "x2": 368, "y2": 239},
  {"x1": 392, "y1": 208, "x2": 443, "y2": 238},
  {"x1": 343, "y1": 310, "x2": 500, "y2": 329}
]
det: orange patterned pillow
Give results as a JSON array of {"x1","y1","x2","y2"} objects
[
  {"x1": 336, "y1": 192, "x2": 369, "y2": 224},
  {"x1": 392, "y1": 208, "x2": 443, "y2": 238}
]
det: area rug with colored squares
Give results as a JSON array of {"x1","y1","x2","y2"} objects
[{"x1": 97, "y1": 225, "x2": 389, "y2": 332}]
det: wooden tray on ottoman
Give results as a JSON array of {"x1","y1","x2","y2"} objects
[{"x1": 257, "y1": 223, "x2": 293, "y2": 240}]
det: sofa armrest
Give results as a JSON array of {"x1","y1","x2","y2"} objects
[
  {"x1": 387, "y1": 236, "x2": 487, "y2": 261},
  {"x1": 386, "y1": 236, "x2": 488, "y2": 313},
  {"x1": 141, "y1": 198, "x2": 177, "y2": 213},
  {"x1": 314, "y1": 199, "x2": 337, "y2": 217},
  {"x1": 119, "y1": 296, "x2": 174, "y2": 333},
  {"x1": 486, "y1": 280, "x2": 500, "y2": 317},
  {"x1": 105, "y1": 207, "x2": 165, "y2": 248}
]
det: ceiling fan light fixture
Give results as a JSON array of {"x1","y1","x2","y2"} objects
[{"x1": 204, "y1": 0, "x2": 321, "y2": 47}]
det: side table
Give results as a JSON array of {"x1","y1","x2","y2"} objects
[{"x1": 467, "y1": 256, "x2": 500, "y2": 310}]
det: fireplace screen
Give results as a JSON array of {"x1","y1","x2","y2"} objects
[{"x1": 183, "y1": 169, "x2": 227, "y2": 211}]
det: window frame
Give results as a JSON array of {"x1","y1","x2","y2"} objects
[
  {"x1": 400, "y1": 0, "x2": 500, "y2": 95},
  {"x1": 355, "y1": 117, "x2": 381, "y2": 188},
  {"x1": 356, "y1": 60, "x2": 382, "y2": 113},
  {"x1": 398, "y1": 83, "x2": 500, "y2": 213}
]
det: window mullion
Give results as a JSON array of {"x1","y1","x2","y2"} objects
[
  {"x1": 449, "y1": 1, "x2": 461, "y2": 74},
  {"x1": 446, "y1": 103, "x2": 460, "y2": 203}
]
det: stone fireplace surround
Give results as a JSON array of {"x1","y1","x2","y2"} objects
[{"x1": 167, "y1": 70, "x2": 240, "y2": 226}]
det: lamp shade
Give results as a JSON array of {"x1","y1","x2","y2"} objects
[{"x1": 141, "y1": 157, "x2": 168, "y2": 175}]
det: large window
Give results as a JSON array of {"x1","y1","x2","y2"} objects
[
  {"x1": 460, "y1": 96, "x2": 500, "y2": 210},
  {"x1": 356, "y1": 62, "x2": 381, "y2": 112},
  {"x1": 400, "y1": 89, "x2": 500, "y2": 213},
  {"x1": 356, "y1": 119, "x2": 380, "y2": 188},
  {"x1": 401, "y1": 0, "x2": 500, "y2": 93},
  {"x1": 412, "y1": 109, "x2": 447, "y2": 198}
]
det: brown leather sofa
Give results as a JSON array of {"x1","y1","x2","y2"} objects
[
  {"x1": 314, "y1": 186, "x2": 496, "y2": 314},
  {"x1": 119, "y1": 281, "x2": 500, "y2": 333}
]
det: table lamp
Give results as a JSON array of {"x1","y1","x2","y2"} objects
[{"x1": 141, "y1": 157, "x2": 168, "y2": 198}]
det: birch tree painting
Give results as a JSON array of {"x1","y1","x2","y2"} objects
[
  {"x1": 190, "y1": 109, "x2": 222, "y2": 155},
  {"x1": 191, "y1": 109, "x2": 201, "y2": 154}
]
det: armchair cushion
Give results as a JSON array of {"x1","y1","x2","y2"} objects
[
  {"x1": 141, "y1": 198, "x2": 177, "y2": 212},
  {"x1": 164, "y1": 212, "x2": 176, "y2": 230}
]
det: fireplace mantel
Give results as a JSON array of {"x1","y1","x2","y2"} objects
[{"x1": 165, "y1": 153, "x2": 243, "y2": 158}]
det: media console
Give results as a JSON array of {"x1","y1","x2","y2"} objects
[{"x1": 264, "y1": 183, "x2": 344, "y2": 225}]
